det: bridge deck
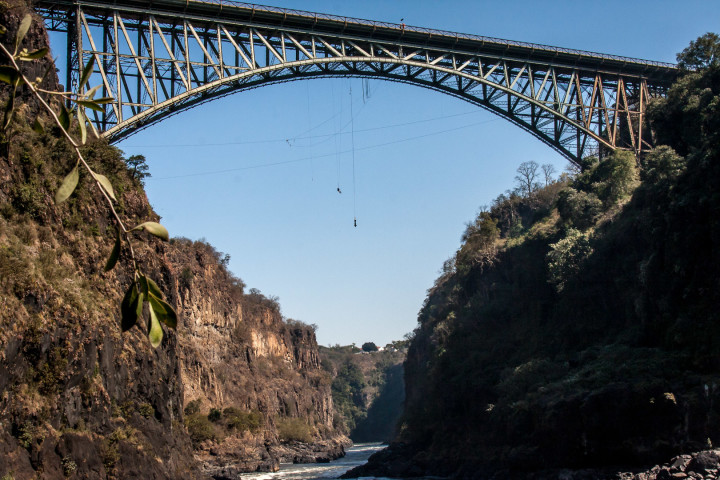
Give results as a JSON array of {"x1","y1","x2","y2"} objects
[
  {"x1": 33, "y1": 0, "x2": 679, "y2": 161},
  {"x1": 36, "y1": 0, "x2": 677, "y2": 85}
]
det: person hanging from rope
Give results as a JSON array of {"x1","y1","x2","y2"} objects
[{"x1": 337, "y1": 187, "x2": 342, "y2": 194}]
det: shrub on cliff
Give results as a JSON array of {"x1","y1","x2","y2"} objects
[
  {"x1": 184, "y1": 399, "x2": 201, "y2": 416},
  {"x1": 276, "y1": 417, "x2": 312, "y2": 443},
  {"x1": 546, "y1": 228, "x2": 593, "y2": 292},
  {"x1": 207, "y1": 408, "x2": 222, "y2": 422},
  {"x1": 556, "y1": 188, "x2": 602, "y2": 229},
  {"x1": 223, "y1": 407, "x2": 262, "y2": 433},
  {"x1": 185, "y1": 414, "x2": 215, "y2": 445}
]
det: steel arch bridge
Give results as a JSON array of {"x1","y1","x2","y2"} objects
[{"x1": 35, "y1": 0, "x2": 678, "y2": 164}]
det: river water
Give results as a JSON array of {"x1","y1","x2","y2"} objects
[{"x1": 240, "y1": 443, "x2": 387, "y2": 480}]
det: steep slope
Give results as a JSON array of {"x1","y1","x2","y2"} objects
[
  {"x1": 0, "y1": 3, "x2": 348, "y2": 478},
  {"x1": 168, "y1": 240, "x2": 349, "y2": 476},
  {"x1": 320, "y1": 345, "x2": 406, "y2": 442},
  {"x1": 347, "y1": 56, "x2": 720, "y2": 479}
]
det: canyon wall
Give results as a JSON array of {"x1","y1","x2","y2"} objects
[{"x1": 0, "y1": 4, "x2": 347, "y2": 478}]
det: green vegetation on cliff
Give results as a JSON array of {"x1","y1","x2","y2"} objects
[
  {"x1": 320, "y1": 344, "x2": 406, "y2": 442},
  {"x1": 0, "y1": 3, "x2": 349, "y2": 477},
  {"x1": 0, "y1": 9, "x2": 178, "y2": 351},
  {"x1": 357, "y1": 36, "x2": 720, "y2": 479}
]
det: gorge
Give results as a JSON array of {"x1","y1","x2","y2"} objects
[{"x1": 2, "y1": 1, "x2": 720, "y2": 479}]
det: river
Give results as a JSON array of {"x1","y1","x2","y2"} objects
[{"x1": 240, "y1": 443, "x2": 387, "y2": 480}]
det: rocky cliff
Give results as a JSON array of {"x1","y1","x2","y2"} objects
[
  {"x1": 167, "y1": 239, "x2": 349, "y2": 477},
  {"x1": 347, "y1": 49, "x2": 720, "y2": 479},
  {"x1": 0, "y1": 3, "x2": 347, "y2": 478}
]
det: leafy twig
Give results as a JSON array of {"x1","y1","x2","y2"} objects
[{"x1": 0, "y1": 15, "x2": 177, "y2": 347}]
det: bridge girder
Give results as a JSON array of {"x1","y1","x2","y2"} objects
[{"x1": 35, "y1": 0, "x2": 677, "y2": 164}]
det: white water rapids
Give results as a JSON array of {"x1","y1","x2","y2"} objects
[{"x1": 239, "y1": 443, "x2": 387, "y2": 480}]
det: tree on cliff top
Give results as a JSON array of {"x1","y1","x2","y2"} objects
[
  {"x1": 650, "y1": 32, "x2": 720, "y2": 158},
  {"x1": 126, "y1": 154, "x2": 151, "y2": 186},
  {"x1": 514, "y1": 161, "x2": 541, "y2": 196},
  {"x1": 676, "y1": 32, "x2": 720, "y2": 70},
  {"x1": 362, "y1": 342, "x2": 378, "y2": 352}
]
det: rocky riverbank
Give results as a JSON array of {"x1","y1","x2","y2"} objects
[
  {"x1": 344, "y1": 447, "x2": 720, "y2": 480},
  {"x1": 198, "y1": 436, "x2": 352, "y2": 478},
  {"x1": 271, "y1": 436, "x2": 352, "y2": 464},
  {"x1": 622, "y1": 450, "x2": 720, "y2": 480},
  {"x1": 522, "y1": 449, "x2": 720, "y2": 480}
]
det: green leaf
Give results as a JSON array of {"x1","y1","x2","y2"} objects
[
  {"x1": 93, "y1": 172, "x2": 117, "y2": 202},
  {"x1": 138, "y1": 274, "x2": 163, "y2": 298},
  {"x1": 78, "y1": 108, "x2": 87, "y2": 144},
  {"x1": 2, "y1": 95, "x2": 15, "y2": 130},
  {"x1": 145, "y1": 276, "x2": 163, "y2": 299},
  {"x1": 148, "y1": 293, "x2": 177, "y2": 329},
  {"x1": 130, "y1": 222, "x2": 169, "y2": 241},
  {"x1": 94, "y1": 97, "x2": 114, "y2": 104},
  {"x1": 80, "y1": 56, "x2": 95, "y2": 88},
  {"x1": 76, "y1": 99, "x2": 104, "y2": 112},
  {"x1": 104, "y1": 229, "x2": 121, "y2": 272},
  {"x1": 120, "y1": 281, "x2": 139, "y2": 332},
  {"x1": 148, "y1": 303, "x2": 163, "y2": 348},
  {"x1": 55, "y1": 164, "x2": 79, "y2": 203},
  {"x1": 15, "y1": 14, "x2": 32, "y2": 52},
  {"x1": 32, "y1": 118, "x2": 43, "y2": 134},
  {"x1": 18, "y1": 47, "x2": 48, "y2": 61},
  {"x1": 59, "y1": 103, "x2": 70, "y2": 130},
  {"x1": 85, "y1": 84, "x2": 101, "y2": 99},
  {"x1": 138, "y1": 274, "x2": 148, "y2": 295},
  {"x1": 0, "y1": 66, "x2": 20, "y2": 85},
  {"x1": 136, "y1": 292, "x2": 144, "y2": 319}
]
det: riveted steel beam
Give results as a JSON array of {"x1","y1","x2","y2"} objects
[{"x1": 34, "y1": 0, "x2": 677, "y2": 164}]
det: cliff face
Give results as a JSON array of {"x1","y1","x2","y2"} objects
[
  {"x1": 172, "y1": 249, "x2": 328, "y2": 416},
  {"x1": 348, "y1": 62, "x2": 720, "y2": 479},
  {"x1": 0, "y1": 128, "x2": 199, "y2": 478},
  {"x1": 167, "y1": 239, "x2": 347, "y2": 476},
  {"x1": 0, "y1": 4, "x2": 347, "y2": 478}
]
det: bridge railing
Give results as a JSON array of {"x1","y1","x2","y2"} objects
[{"x1": 192, "y1": 0, "x2": 676, "y2": 69}]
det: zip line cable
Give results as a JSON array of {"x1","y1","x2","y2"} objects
[
  {"x1": 289, "y1": 79, "x2": 379, "y2": 150},
  {"x1": 154, "y1": 117, "x2": 501, "y2": 180},
  {"x1": 333, "y1": 82, "x2": 342, "y2": 193},
  {"x1": 306, "y1": 80, "x2": 314, "y2": 182},
  {"x1": 123, "y1": 109, "x2": 481, "y2": 149},
  {"x1": 349, "y1": 82, "x2": 357, "y2": 227},
  {"x1": 285, "y1": 94, "x2": 343, "y2": 141},
  {"x1": 290, "y1": 79, "x2": 377, "y2": 143}
]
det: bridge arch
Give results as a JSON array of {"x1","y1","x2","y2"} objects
[
  {"x1": 98, "y1": 57, "x2": 602, "y2": 164},
  {"x1": 36, "y1": 0, "x2": 677, "y2": 165}
]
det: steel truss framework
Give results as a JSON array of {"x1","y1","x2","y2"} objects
[{"x1": 35, "y1": 0, "x2": 678, "y2": 164}]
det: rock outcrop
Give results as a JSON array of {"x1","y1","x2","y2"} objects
[
  {"x1": 345, "y1": 49, "x2": 720, "y2": 479},
  {"x1": 0, "y1": 3, "x2": 348, "y2": 477},
  {"x1": 167, "y1": 239, "x2": 349, "y2": 475}
]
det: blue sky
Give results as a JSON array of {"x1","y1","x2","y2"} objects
[{"x1": 52, "y1": 1, "x2": 719, "y2": 347}]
